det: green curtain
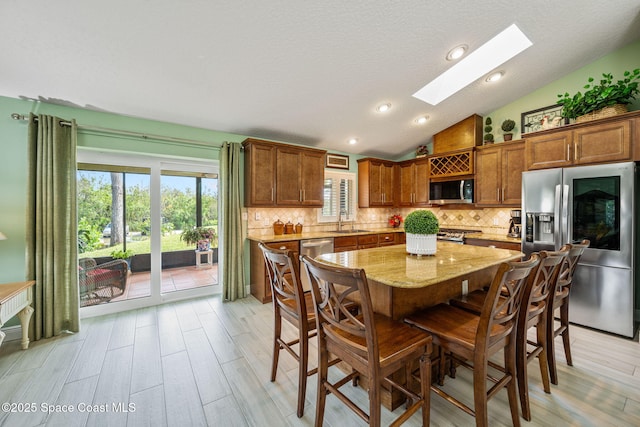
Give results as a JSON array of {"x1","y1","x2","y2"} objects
[
  {"x1": 220, "y1": 142, "x2": 246, "y2": 301},
  {"x1": 26, "y1": 113, "x2": 80, "y2": 340}
]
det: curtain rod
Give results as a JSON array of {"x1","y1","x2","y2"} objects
[{"x1": 10, "y1": 113, "x2": 225, "y2": 149}]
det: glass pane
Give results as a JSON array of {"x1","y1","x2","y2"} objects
[
  {"x1": 160, "y1": 173, "x2": 217, "y2": 294},
  {"x1": 572, "y1": 176, "x2": 620, "y2": 250},
  {"x1": 77, "y1": 169, "x2": 151, "y2": 307}
]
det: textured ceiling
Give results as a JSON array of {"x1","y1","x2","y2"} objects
[{"x1": 1, "y1": 1, "x2": 640, "y2": 158}]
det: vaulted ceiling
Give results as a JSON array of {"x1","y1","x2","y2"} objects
[{"x1": 2, "y1": 1, "x2": 639, "y2": 158}]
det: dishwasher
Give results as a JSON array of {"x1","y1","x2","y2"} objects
[{"x1": 299, "y1": 238, "x2": 334, "y2": 291}]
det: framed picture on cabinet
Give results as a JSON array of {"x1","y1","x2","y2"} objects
[
  {"x1": 521, "y1": 104, "x2": 569, "y2": 134},
  {"x1": 326, "y1": 153, "x2": 349, "y2": 169}
]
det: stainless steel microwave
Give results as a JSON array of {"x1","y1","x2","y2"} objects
[{"x1": 429, "y1": 179, "x2": 474, "y2": 204}]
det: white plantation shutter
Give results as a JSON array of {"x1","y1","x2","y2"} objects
[{"x1": 318, "y1": 171, "x2": 356, "y2": 223}]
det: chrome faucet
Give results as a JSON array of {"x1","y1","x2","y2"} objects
[{"x1": 338, "y1": 209, "x2": 347, "y2": 231}]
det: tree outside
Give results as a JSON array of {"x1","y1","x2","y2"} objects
[{"x1": 77, "y1": 170, "x2": 218, "y2": 257}]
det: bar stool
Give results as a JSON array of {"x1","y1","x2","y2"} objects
[
  {"x1": 259, "y1": 242, "x2": 317, "y2": 418},
  {"x1": 547, "y1": 239, "x2": 589, "y2": 385},
  {"x1": 301, "y1": 254, "x2": 432, "y2": 427},
  {"x1": 450, "y1": 250, "x2": 568, "y2": 421},
  {"x1": 404, "y1": 255, "x2": 539, "y2": 427}
]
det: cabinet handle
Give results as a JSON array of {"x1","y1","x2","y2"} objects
[
  {"x1": 271, "y1": 188, "x2": 274, "y2": 202},
  {"x1": 567, "y1": 145, "x2": 570, "y2": 161},
  {"x1": 299, "y1": 189, "x2": 302, "y2": 202},
  {"x1": 303, "y1": 189, "x2": 306, "y2": 201},
  {"x1": 574, "y1": 143, "x2": 577, "y2": 161},
  {"x1": 279, "y1": 246, "x2": 286, "y2": 250},
  {"x1": 502, "y1": 188, "x2": 505, "y2": 201},
  {"x1": 497, "y1": 188, "x2": 500, "y2": 201}
]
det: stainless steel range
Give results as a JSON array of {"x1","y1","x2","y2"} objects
[{"x1": 436, "y1": 228, "x2": 480, "y2": 244}]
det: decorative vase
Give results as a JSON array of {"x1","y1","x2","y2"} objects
[
  {"x1": 197, "y1": 239, "x2": 211, "y2": 251},
  {"x1": 504, "y1": 133, "x2": 513, "y2": 141},
  {"x1": 406, "y1": 233, "x2": 437, "y2": 256}
]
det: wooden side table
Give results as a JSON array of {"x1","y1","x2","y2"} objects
[
  {"x1": 0, "y1": 280, "x2": 36, "y2": 350},
  {"x1": 195, "y1": 250, "x2": 213, "y2": 268}
]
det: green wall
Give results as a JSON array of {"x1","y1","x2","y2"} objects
[
  {"x1": 0, "y1": 96, "x2": 249, "y2": 285},
  {"x1": 487, "y1": 40, "x2": 640, "y2": 142}
]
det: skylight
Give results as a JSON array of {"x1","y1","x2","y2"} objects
[{"x1": 412, "y1": 24, "x2": 533, "y2": 105}]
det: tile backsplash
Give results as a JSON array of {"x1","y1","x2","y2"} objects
[{"x1": 246, "y1": 206, "x2": 516, "y2": 235}]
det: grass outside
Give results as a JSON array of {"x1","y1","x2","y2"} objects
[{"x1": 81, "y1": 232, "x2": 219, "y2": 259}]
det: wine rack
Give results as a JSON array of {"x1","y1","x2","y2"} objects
[{"x1": 428, "y1": 150, "x2": 474, "y2": 177}]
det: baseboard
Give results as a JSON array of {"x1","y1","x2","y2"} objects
[{"x1": 0, "y1": 325, "x2": 22, "y2": 342}]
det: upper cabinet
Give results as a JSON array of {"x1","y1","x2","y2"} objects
[
  {"x1": 475, "y1": 140, "x2": 524, "y2": 206},
  {"x1": 243, "y1": 138, "x2": 326, "y2": 207},
  {"x1": 357, "y1": 158, "x2": 396, "y2": 207},
  {"x1": 397, "y1": 158, "x2": 430, "y2": 207},
  {"x1": 525, "y1": 112, "x2": 639, "y2": 170},
  {"x1": 432, "y1": 114, "x2": 483, "y2": 154}
]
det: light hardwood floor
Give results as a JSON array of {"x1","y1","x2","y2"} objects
[{"x1": 0, "y1": 295, "x2": 639, "y2": 427}]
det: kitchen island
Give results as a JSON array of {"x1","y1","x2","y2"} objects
[{"x1": 316, "y1": 241, "x2": 522, "y2": 320}]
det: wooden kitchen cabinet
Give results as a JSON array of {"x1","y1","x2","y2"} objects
[
  {"x1": 243, "y1": 140, "x2": 277, "y2": 206},
  {"x1": 397, "y1": 158, "x2": 430, "y2": 207},
  {"x1": 378, "y1": 232, "x2": 399, "y2": 246},
  {"x1": 432, "y1": 114, "x2": 483, "y2": 154},
  {"x1": 243, "y1": 138, "x2": 326, "y2": 207},
  {"x1": 357, "y1": 158, "x2": 396, "y2": 207},
  {"x1": 249, "y1": 239, "x2": 299, "y2": 303},
  {"x1": 573, "y1": 119, "x2": 631, "y2": 165},
  {"x1": 334, "y1": 235, "x2": 358, "y2": 252},
  {"x1": 334, "y1": 232, "x2": 403, "y2": 252},
  {"x1": 475, "y1": 140, "x2": 524, "y2": 206},
  {"x1": 524, "y1": 114, "x2": 634, "y2": 170},
  {"x1": 275, "y1": 145, "x2": 326, "y2": 206}
]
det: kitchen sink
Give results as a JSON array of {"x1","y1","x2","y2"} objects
[{"x1": 334, "y1": 229, "x2": 370, "y2": 233}]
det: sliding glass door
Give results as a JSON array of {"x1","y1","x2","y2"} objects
[{"x1": 77, "y1": 151, "x2": 219, "y2": 316}]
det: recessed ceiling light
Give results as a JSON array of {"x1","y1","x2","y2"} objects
[
  {"x1": 446, "y1": 45, "x2": 468, "y2": 61},
  {"x1": 413, "y1": 24, "x2": 533, "y2": 105},
  {"x1": 415, "y1": 116, "x2": 430, "y2": 125},
  {"x1": 348, "y1": 138, "x2": 358, "y2": 145},
  {"x1": 486, "y1": 71, "x2": 504, "y2": 82},
  {"x1": 376, "y1": 103, "x2": 391, "y2": 113}
]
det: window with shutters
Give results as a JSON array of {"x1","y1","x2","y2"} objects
[{"x1": 317, "y1": 171, "x2": 356, "y2": 223}]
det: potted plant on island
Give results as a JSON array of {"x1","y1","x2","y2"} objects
[
  {"x1": 180, "y1": 226, "x2": 216, "y2": 251},
  {"x1": 404, "y1": 209, "x2": 439, "y2": 256},
  {"x1": 501, "y1": 119, "x2": 516, "y2": 141},
  {"x1": 557, "y1": 69, "x2": 640, "y2": 122}
]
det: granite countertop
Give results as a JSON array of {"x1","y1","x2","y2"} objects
[
  {"x1": 246, "y1": 227, "x2": 404, "y2": 243},
  {"x1": 465, "y1": 232, "x2": 521, "y2": 244},
  {"x1": 316, "y1": 242, "x2": 522, "y2": 289}
]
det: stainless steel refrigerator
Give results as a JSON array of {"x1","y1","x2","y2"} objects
[{"x1": 522, "y1": 161, "x2": 637, "y2": 337}]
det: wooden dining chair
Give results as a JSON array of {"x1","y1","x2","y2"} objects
[
  {"x1": 546, "y1": 239, "x2": 589, "y2": 385},
  {"x1": 449, "y1": 250, "x2": 568, "y2": 421},
  {"x1": 259, "y1": 242, "x2": 318, "y2": 418},
  {"x1": 404, "y1": 254, "x2": 540, "y2": 427},
  {"x1": 300, "y1": 254, "x2": 432, "y2": 427}
]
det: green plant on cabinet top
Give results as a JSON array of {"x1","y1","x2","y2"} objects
[{"x1": 557, "y1": 69, "x2": 640, "y2": 119}]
